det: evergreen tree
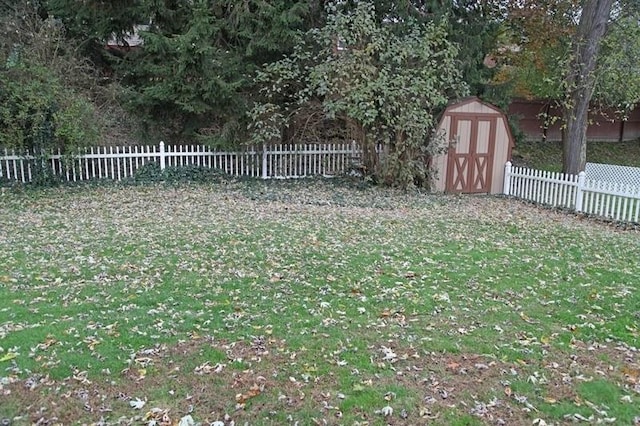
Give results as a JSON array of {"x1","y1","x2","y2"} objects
[
  {"x1": 43, "y1": 0, "x2": 499, "y2": 145},
  {"x1": 45, "y1": 0, "x2": 322, "y2": 144}
]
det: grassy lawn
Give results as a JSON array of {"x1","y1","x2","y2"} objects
[
  {"x1": 512, "y1": 140, "x2": 640, "y2": 172},
  {"x1": 1, "y1": 179, "x2": 639, "y2": 425}
]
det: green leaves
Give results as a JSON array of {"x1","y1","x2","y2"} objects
[
  {"x1": 252, "y1": 1, "x2": 468, "y2": 188},
  {"x1": 0, "y1": 60, "x2": 99, "y2": 152},
  {"x1": 0, "y1": 1, "x2": 144, "y2": 151},
  {"x1": 496, "y1": 1, "x2": 640, "y2": 121},
  {"x1": 108, "y1": 0, "x2": 319, "y2": 143},
  {"x1": 596, "y1": 13, "x2": 640, "y2": 112}
]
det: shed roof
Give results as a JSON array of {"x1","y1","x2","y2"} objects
[
  {"x1": 440, "y1": 97, "x2": 515, "y2": 148},
  {"x1": 445, "y1": 96, "x2": 506, "y2": 115}
]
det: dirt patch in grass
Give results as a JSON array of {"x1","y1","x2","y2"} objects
[{"x1": 3, "y1": 337, "x2": 638, "y2": 425}]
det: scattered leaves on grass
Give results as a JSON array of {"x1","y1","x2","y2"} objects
[{"x1": 0, "y1": 181, "x2": 639, "y2": 424}]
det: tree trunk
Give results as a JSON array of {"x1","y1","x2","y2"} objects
[
  {"x1": 349, "y1": 118, "x2": 378, "y2": 177},
  {"x1": 562, "y1": 0, "x2": 614, "y2": 175}
]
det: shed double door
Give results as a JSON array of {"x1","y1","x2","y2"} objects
[{"x1": 446, "y1": 114, "x2": 497, "y2": 193}]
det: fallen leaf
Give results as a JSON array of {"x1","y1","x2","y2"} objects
[
  {"x1": 520, "y1": 311, "x2": 538, "y2": 324},
  {"x1": 378, "y1": 405, "x2": 393, "y2": 417},
  {"x1": 178, "y1": 414, "x2": 195, "y2": 426},
  {"x1": 236, "y1": 383, "x2": 262, "y2": 404},
  {"x1": 0, "y1": 352, "x2": 17, "y2": 362},
  {"x1": 130, "y1": 397, "x2": 146, "y2": 410},
  {"x1": 446, "y1": 362, "x2": 460, "y2": 371},
  {"x1": 137, "y1": 368, "x2": 146, "y2": 380}
]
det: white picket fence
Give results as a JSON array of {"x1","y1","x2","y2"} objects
[
  {"x1": 0, "y1": 141, "x2": 361, "y2": 183},
  {"x1": 503, "y1": 162, "x2": 640, "y2": 223}
]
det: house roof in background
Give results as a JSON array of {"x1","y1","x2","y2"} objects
[{"x1": 106, "y1": 25, "x2": 148, "y2": 48}]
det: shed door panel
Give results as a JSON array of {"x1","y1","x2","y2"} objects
[
  {"x1": 455, "y1": 120, "x2": 472, "y2": 154},
  {"x1": 449, "y1": 119, "x2": 472, "y2": 192},
  {"x1": 471, "y1": 120, "x2": 492, "y2": 192},
  {"x1": 446, "y1": 116, "x2": 496, "y2": 193}
]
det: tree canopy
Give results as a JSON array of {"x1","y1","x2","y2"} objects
[
  {"x1": 33, "y1": 0, "x2": 503, "y2": 147},
  {"x1": 494, "y1": 0, "x2": 640, "y2": 173},
  {"x1": 3, "y1": 0, "x2": 640, "y2": 182},
  {"x1": 495, "y1": 0, "x2": 640, "y2": 110}
]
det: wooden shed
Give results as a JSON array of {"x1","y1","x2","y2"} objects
[{"x1": 431, "y1": 97, "x2": 514, "y2": 194}]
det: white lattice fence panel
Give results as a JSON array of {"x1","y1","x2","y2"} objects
[
  {"x1": 505, "y1": 162, "x2": 640, "y2": 223},
  {"x1": 585, "y1": 163, "x2": 640, "y2": 187}
]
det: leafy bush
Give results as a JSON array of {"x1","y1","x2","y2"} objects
[
  {"x1": 251, "y1": 2, "x2": 467, "y2": 189},
  {"x1": 162, "y1": 165, "x2": 228, "y2": 183},
  {"x1": 27, "y1": 157, "x2": 63, "y2": 187},
  {"x1": 0, "y1": 163, "x2": 61, "y2": 190},
  {"x1": 0, "y1": 63, "x2": 100, "y2": 152},
  {"x1": 130, "y1": 162, "x2": 164, "y2": 182},
  {"x1": 0, "y1": 1, "x2": 145, "y2": 151}
]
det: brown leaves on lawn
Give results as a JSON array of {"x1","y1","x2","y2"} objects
[
  {"x1": 1, "y1": 182, "x2": 639, "y2": 424},
  {"x1": 235, "y1": 382, "x2": 264, "y2": 407}
]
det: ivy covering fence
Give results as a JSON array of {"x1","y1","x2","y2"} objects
[
  {"x1": 0, "y1": 142, "x2": 362, "y2": 183},
  {"x1": 3, "y1": 143, "x2": 640, "y2": 225}
]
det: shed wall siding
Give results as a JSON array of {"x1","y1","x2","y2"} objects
[
  {"x1": 491, "y1": 124, "x2": 510, "y2": 194},
  {"x1": 432, "y1": 115, "x2": 451, "y2": 192},
  {"x1": 448, "y1": 102, "x2": 498, "y2": 115}
]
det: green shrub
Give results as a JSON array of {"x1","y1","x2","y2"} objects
[{"x1": 130, "y1": 162, "x2": 164, "y2": 183}]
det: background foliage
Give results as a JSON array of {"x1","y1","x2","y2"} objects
[
  {"x1": 0, "y1": 4, "x2": 99, "y2": 152},
  {"x1": 495, "y1": 0, "x2": 640, "y2": 112},
  {"x1": 45, "y1": 0, "x2": 321, "y2": 145},
  {"x1": 251, "y1": 2, "x2": 467, "y2": 189},
  {"x1": 2, "y1": 0, "x2": 640, "y2": 182},
  {"x1": 0, "y1": 0, "x2": 149, "y2": 152}
]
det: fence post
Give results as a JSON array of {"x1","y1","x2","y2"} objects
[
  {"x1": 503, "y1": 161, "x2": 512, "y2": 195},
  {"x1": 261, "y1": 144, "x2": 268, "y2": 179},
  {"x1": 159, "y1": 141, "x2": 166, "y2": 171},
  {"x1": 575, "y1": 171, "x2": 586, "y2": 212}
]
